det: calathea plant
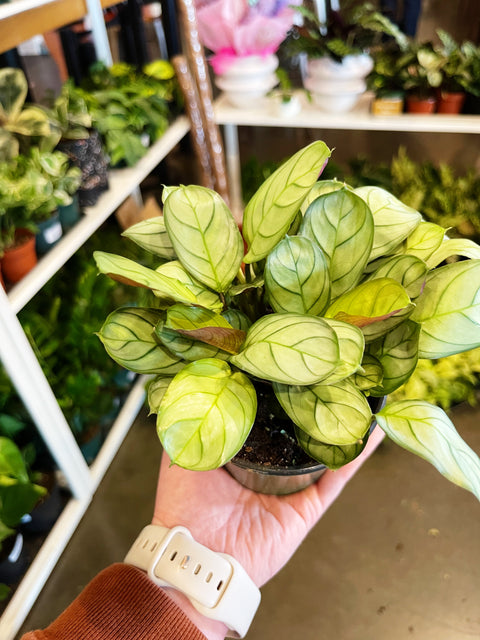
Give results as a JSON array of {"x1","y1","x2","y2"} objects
[{"x1": 94, "y1": 141, "x2": 480, "y2": 499}]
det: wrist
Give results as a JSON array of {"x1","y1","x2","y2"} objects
[{"x1": 125, "y1": 524, "x2": 260, "y2": 638}]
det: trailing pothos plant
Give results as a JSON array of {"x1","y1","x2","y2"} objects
[{"x1": 94, "y1": 141, "x2": 480, "y2": 500}]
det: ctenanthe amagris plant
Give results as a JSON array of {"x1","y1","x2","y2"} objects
[{"x1": 95, "y1": 140, "x2": 480, "y2": 500}]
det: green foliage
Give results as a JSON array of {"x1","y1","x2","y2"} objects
[
  {"x1": 94, "y1": 142, "x2": 480, "y2": 499},
  {"x1": 74, "y1": 61, "x2": 180, "y2": 167},
  {"x1": 282, "y1": 1, "x2": 407, "y2": 62}
]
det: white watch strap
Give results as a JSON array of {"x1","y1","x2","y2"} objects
[{"x1": 124, "y1": 525, "x2": 261, "y2": 638}]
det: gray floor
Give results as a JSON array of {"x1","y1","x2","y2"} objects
[{"x1": 18, "y1": 402, "x2": 480, "y2": 639}]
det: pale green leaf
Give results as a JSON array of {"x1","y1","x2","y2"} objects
[
  {"x1": 222, "y1": 309, "x2": 252, "y2": 332},
  {"x1": 157, "y1": 359, "x2": 257, "y2": 470},
  {"x1": 295, "y1": 426, "x2": 369, "y2": 468},
  {"x1": 426, "y1": 238, "x2": 480, "y2": 269},
  {"x1": 0, "y1": 68, "x2": 28, "y2": 121},
  {"x1": 401, "y1": 221, "x2": 445, "y2": 262},
  {"x1": 274, "y1": 379, "x2": 373, "y2": 445},
  {"x1": 146, "y1": 375, "x2": 173, "y2": 413},
  {"x1": 156, "y1": 261, "x2": 223, "y2": 311},
  {"x1": 411, "y1": 260, "x2": 480, "y2": 358},
  {"x1": 7, "y1": 106, "x2": 51, "y2": 137},
  {"x1": 94, "y1": 252, "x2": 197, "y2": 305},
  {"x1": 354, "y1": 186, "x2": 422, "y2": 261},
  {"x1": 300, "y1": 179, "x2": 349, "y2": 215},
  {"x1": 376, "y1": 400, "x2": 480, "y2": 500},
  {"x1": 364, "y1": 254, "x2": 428, "y2": 299},
  {"x1": 122, "y1": 216, "x2": 176, "y2": 259},
  {"x1": 242, "y1": 141, "x2": 332, "y2": 263},
  {"x1": 264, "y1": 235, "x2": 330, "y2": 315},
  {"x1": 230, "y1": 313, "x2": 339, "y2": 385},
  {"x1": 353, "y1": 353, "x2": 383, "y2": 391},
  {"x1": 97, "y1": 307, "x2": 184, "y2": 374},
  {"x1": 163, "y1": 185, "x2": 243, "y2": 292},
  {"x1": 322, "y1": 318, "x2": 365, "y2": 384},
  {"x1": 367, "y1": 320, "x2": 420, "y2": 395},
  {"x1": 326, "y1": 278, "x2": 413, "y2": 342},
  {"x1": 300, "y1": 189, "x2": 374, "y2": 299}
]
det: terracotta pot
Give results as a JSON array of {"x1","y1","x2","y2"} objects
[
  {"x1": 406, "y1": 94, "x2": 437, "y2": 114},
  {"x1": 1, "y1": 230, "x2": 37, "y2": 283},
  {"x1": 436, "y1": 91, "x2": 466, "y2": 114}
]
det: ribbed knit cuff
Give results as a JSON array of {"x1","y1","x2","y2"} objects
[{"x1": 21, "y1": 564, "x2": 208, "y2": 640}]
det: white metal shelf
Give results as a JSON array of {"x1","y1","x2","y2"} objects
[{"x1": 8, "y1": 115, "x2": 190, "y2": 314}]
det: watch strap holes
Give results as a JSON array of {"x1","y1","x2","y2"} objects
[
  {"x1": 217, "y1": 580, "x2": 223, "y2": 591},
  {"x1": 194, "y1": 564, "x2": 202, "y2": 575},
  {"x1": 206, "y1": 571, "x2": 213, "y2": 583}
]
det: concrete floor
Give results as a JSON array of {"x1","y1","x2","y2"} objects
[{"x1": 17, "y1": 401, "x2": 480, "y2": 639}]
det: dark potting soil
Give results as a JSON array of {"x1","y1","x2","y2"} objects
[{"x1": 232, "y1": 383, "x2": 315, "y2": 469}]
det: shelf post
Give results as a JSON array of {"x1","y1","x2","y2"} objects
[
  {"x1": 85, "y1": 0, "x2": 112, "y2": 66},
  {"x1": 0, "y1": 287, "x2": 93, "y2": 500}
]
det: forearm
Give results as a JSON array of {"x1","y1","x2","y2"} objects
[{"x1": 20, "y1": 564, "x2": 224, "y2": 640}]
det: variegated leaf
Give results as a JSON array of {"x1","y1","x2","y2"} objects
[
  {"x1": 274, "y1": 379, "x2": 373, "y2": 445},
  {"x1": 376, "y1": 400, "x2": 480, "y2": 500},
  {"x1": 326, "y1": 278, "x2": 413, "y2": 342},
  {"x1": 401, "y1": 221, "x2": 445, "y2": 262},
  {"x1": 163, "y1": 185, "x2": 244, "y2": 292},
  {"x1": 222, "y1": 309, "x2": 252, "y2": 332},
  {"x1": 97, "y1": 307, "x2": 184, "y2": 374},
  {"x1": 156, "y1": 260, "x2": 222, "y2": 311},
  {"x1": 146, "y1": 375, "x2": 173, "y2": 413},
  {"x1": 300, "y1": 179, "x2": 348, "y2": 214},
  {"x1": 295, "y1": 425, "x2": 369, "y2": 468},
  {"x1": 411, "y1": 259, "x2": 480, "y2": 358},
  {"x1": 364, "y1": 254, "x2": 428, "y2": 299},
  {"x1": 367, "y1": 320, "x2": 420, "y2": 395},
  {"x1": 230, "y1": 313, "x2": 339, "y2": 385},
  {"x1": 157, "y1": 359, "x2": 257, "y2": 470},
  {"x1": 353, "y1": 353, "x2": 383, "y2": 391},
  {"x1": 155, "y1": 304, "x2": 245, "y2": 358},
  {"x1": 426, "y1": 238, "x2": 480, "y2": 269},
  {"x1": 122, "y1": 216, "x2": 176, "y2": 259},
  {"x1": 354, "y1": 186, "x2": 422, "y2": 261},
  {"x1": 299, "y1": 189, "x2": 374, "y2": 299},
  {"x1": 94, "y1": 251, "x2": 196, "y2": 304},
  {"x1": 264, "y1": 235, "x2": 330, "y2": 315},
  {"x1": 242, "y1": 141, "x2": 331, "y2": 263},
  {"x1": 321, "y1": 318, "x2": 365, "y2": 384}
]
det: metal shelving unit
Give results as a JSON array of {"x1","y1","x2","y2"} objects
[{"x1": 0, "y1": 2, "x2": 190, "y2": 637}]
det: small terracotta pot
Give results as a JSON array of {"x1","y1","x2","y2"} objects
[
  {"x1": 1, "y1": 230, "x2": 37, "y2": 283},
  {"x1": 436, "y1": 90, "x2": 466, "y2": 114},
  {"x1": 406, "y1": 94, "x2": 437, "y2": 114}
]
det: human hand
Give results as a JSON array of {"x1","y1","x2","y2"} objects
[{"x1": 152, "y1": 426, "x2": 385, "y2": 638}]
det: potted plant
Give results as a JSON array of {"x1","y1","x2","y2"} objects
[
  {"x1": 0, "y1": 158, "x2": 45, "y2": 283},
  {"x1": 368, "y1": 47, "x2": 406, "y2": 115},
  {"x1": 398, "y1": 41, "x2": 443, "y2": 113},
  {"x1": 194, "y1": 0, "x2": 299, "y2": 108},
  {"x1": 434, "y1": 30, "x2": 469, "y2": 114},
  {"x1": 458, "y1": 40, "x2": 480, "y2": 114},
  {"x1": 0, "y1": 436, "x2": 46, "y2": 598},
  {"x1": 27, "y1": 148, "x2": 82, "y2": 253},
  {"x1": 0, "y1": 68, "x2": 53, "y2": 163},
  {"x1": 283, "y1": 1, "x2": 408, "y2": 112},
  {"x1": 48, "y1": 81, "x2": 109, "y2": 210},
  {"x1": 93, "y1": 140, "x2": 480, "y2": 500}
]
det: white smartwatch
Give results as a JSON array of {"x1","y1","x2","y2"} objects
[{"x1": 124, "y1": 525, "x2": 261, "y2": 638}]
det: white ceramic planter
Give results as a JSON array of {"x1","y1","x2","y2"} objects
[
  {"x1": 214, "y1": 54, "x2": 279, "y2": 109},
  {"x1": 303, "y1": 54, "x2": 373, "y2": 113}
]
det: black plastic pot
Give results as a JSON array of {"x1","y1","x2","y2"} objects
[
  {"x1": 57, "y1": 130, "x2": 109, "y2": 208},
  {"x1": 0, "y1": 532, "x2": 29, "y2": 586},
  {"x1": 35, "y1": 211, "x2": 63, "y2": 255}
]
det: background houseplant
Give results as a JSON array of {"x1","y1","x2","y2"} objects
[
  {"x1": 283, "y1": 1, "x2": 408, "y2": 112},
  {"x1": 94, "y1": 140, "x2": 480, "y2": 499}
]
